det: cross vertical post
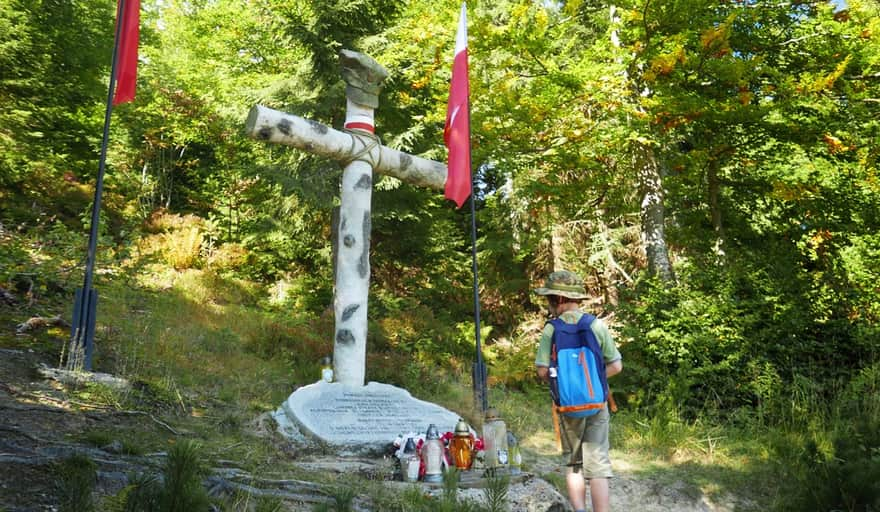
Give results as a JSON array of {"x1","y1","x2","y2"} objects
[{"x1": 333, "y1": 51, "x2": 388, "y2": 386}]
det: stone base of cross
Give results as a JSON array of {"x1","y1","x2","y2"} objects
[
  {"x1": 245, "y1": 50, "x2": 448, "y2": 387},
  {"x1": 271, "y1": 380, "x2": 465, "y2": 455}
]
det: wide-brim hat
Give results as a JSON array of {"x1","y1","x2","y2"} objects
[{"x1": 534, "y1": 270, "x2": 590, "y2": 300}]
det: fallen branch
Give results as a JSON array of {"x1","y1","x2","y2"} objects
[
  {"x1": 0, "y1": 403, "x2": 71, "y2": 414},
  {"x1": 212, "y1": 467, "x2": 324, "y2": 491},
  {"x1": 0, "y1": 381, "x2": 20, "y2": 395},
  {"x1": 16, "y1": 315, "x2": 69, "y2": 334},
  {"x1": 85, "y1": 409, "x2": 181, "y2": 436},
  {"x1": 36, "y1": 363, "x2": 130, "y2": 391},
  {"x1": 119, "y1": 410, "x2": 180, "y2": 436}
]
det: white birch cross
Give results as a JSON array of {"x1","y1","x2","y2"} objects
[{"x1": 245, "y1": 50, "x2": 448, "y2": 387}]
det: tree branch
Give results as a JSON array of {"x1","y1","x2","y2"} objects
[
  {"x1": 848, "y1": 72, "x2": 880, "y2": 81},
  {"x1": 776, "y1": 31, "x2": 829, "y2": 47}
]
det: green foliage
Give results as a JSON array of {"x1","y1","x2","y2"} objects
[
  {"x1": 487, "y1": 331, "x2": 541, "y2": 391},
  {"x1": 80, "y1": 430, "x2": 144, "y2": 456},
  {"x1": 122, "y1": 473, "x2": 161, "y2": 512},
  {"x1": 2, "y1": 0, "x2": 879, "y2": 509},
  {"x1": 770, "y1": 364, "x2": 880, "y2": 511},
  {"x1": 325, "y1": 484, "x2": 357, "y2": 512},
  {"x1": 363, "y1": 474, "x2": 483, "y2": 512},
  {"x1": 0, "y1": 0, "x2": 112, "y2": 189},
  {"x1": 161, "y1": 226, "x2": 204, "y2": 270},
  {"x1": 123, "y1": 440, "x2": 210, "y2": 512},
  {"x1": 618, "y1": 242, "x2": 879, "y2": 421},
  {"x1": 219, "y1": 491, "x2": 284, "y2": 512},
  {"x1": 440, "y1": 467, "x2": 461, "y2": 508},
  {"x1": 158, "y1": 440, "x2": 210, "y2": 511},
  {"x1": 72, "y1": 382, "x2": 128, "y2": 409},
  {"x1": 482, "y1": 471, "x2": 510, "y2": 512},
  {"x1": 55, "y1": 454, "x2": 97, "y2": 512}
]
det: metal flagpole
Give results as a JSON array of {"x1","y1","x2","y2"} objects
[
  {"x1": 467, "y1": 126, "x2": 488, "y2": 413},
  {"x1": 67, "y1": 0, "x2": 127, "y2": 371},
  {"x1": 469, "y1": 169, "x2": 488, "y2": 413}
]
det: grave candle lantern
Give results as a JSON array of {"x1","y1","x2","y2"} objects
[
  {"x1": 402, "y1": 437, "x2": 420, "y2": 482},
  {"x1": 421, "y1": 424, "x2": 445, "y2": 483},
  {"x1": 450, "y1": 418, "x2": 474, "y2": 470},
  {"x1": 320, "y1": 356, "x2": 333, "y2": 383},
  {"x1": 482, "y1": 407, "x2": 509, "y2": 469}
]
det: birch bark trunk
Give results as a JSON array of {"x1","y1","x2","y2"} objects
[
  {"x1": 611, "y1": 4, "x2": 676, "y2": 283},
  {"x1": 634, "y1": 142, "x2": 675, "y2": 282},
  {"x1": 707, "y1": 157, "x2": 726, "y2": 258},
  {"x1": 333, "y1": 98, "x2": 375, "y2": 386}
]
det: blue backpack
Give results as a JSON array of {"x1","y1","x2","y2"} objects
[{"x1": 548, "y1": 314, "x2": 608, "y2": 418}]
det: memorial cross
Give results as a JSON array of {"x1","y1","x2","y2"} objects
[{"x1": 245, "y1": 50, "x2": 448, "y2": 387}]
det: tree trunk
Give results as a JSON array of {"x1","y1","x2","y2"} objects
[
  {"x1": 332, "y1": 100, "x2": 375, "y2": 387},
  {"x1": 551, "y1": 222, "x2": 566, "y2": 271},
  {"x1": 634, "y1": 142, "x2": 675, "y2": 282},
  {"x1": 707, "y1": 157, "x2": 726, "y2": 258}
]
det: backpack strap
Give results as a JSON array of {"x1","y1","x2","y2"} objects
[
  {"x1": 545, "y1": 319, "x2": 558, "y2": 366},
  {"x1": 575, "y1": 313, "x2": 596, "y2": 334},
  {"x1": 549, "y1": 314, "x2": 596, "y2": 348},
  {"x1": 578, "y1": 314, "x2": 610, "y2": 400}
]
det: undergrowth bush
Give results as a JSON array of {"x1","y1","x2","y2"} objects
[
  {"x1": 55, "y1": 454, "x2": 97, "y2": 512},
  {"x1": 161, "y1": 226, "x2": 203, "y2": 270},
  {"x1": 261, "y1": 272, "x2": 332, "y2": 313},
  {"x1": 123, "y1": 440, "x2": 210, "y2": 512},
  {"x1": 487, "y1": 335, "x2": 540, "y2": 390},
  {"x1": 617, "y1": 257, "x2": 878, "y2": 423},
  {"x1": 139, "y1": 211, "x2": 205, "y2": 270},
  {"x1": 357, "y1": 468, "x2": 500, "y2": 512},
  {"x1": 205, "y1": 242, "x2": 248, "y2": 271},
  {"x1": 770, "y1": 364, "x2": 880, "y2": 511}
]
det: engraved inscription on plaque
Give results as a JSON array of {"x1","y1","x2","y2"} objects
[
  {"x1": 282, "y1": 382, "x2": 461, "y2": 445},
  {"x1": 310, "y1": 391, "x2": 427, "y2": 436}
]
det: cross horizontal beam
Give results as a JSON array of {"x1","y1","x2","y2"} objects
[{"x1": 245, "y1": 105, "x2": 447, "y2": 191}]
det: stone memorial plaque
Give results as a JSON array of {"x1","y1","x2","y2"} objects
[{"x1": 274, "y1": 381, "x2": 464, "y2": 454}]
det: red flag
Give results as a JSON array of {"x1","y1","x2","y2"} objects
[
  {"x1": 112, "y1": 0, "x2": 140, "y2": 105},
  {"x1": 444, "y1": 2, "x2": 471, "y2": 209}
]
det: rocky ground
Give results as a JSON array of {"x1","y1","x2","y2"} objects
[{"x1": 0, "y1": 345, "x2": 754, "y2": 511}]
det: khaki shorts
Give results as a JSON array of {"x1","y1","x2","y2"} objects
[{"x1": 559, "y1": 405, "x2": 613, "y2": 479}]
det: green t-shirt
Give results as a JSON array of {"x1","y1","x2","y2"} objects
[{"x1": 534, "y1": 310, "x2": 621, "y2": 367}]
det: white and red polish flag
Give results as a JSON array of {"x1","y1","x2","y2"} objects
[
  {"x1": 444, "y1": 2, "x2": 472, "y2": 209},
  {"x1": 112, "y1": 0, "x2": 140, "y2": 105}
]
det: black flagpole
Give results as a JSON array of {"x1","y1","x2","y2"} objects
[
  {"x1": 469, "y1": 167, "x2": 488, "y2": 413},
  {"x1": 466, "y1": 103, "x2": 488, "y2": 413},
  {"x1": 67, "y1": 0, "x2": 127, "y2": 371}
]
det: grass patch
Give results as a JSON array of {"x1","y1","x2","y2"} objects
[
  {"x1": 80, "y1": 430, "x2": 145, "y2": 456},
  {"x1": 55, "y1": 454, "x2": 97, "y2": 512},
  {"x1": 122, "y1": 440, "x2": 211, "y2": 512}
]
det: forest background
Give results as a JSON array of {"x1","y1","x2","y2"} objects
[{"x1": 1, "y1": 0, "x2": 879, "y2": 510}]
